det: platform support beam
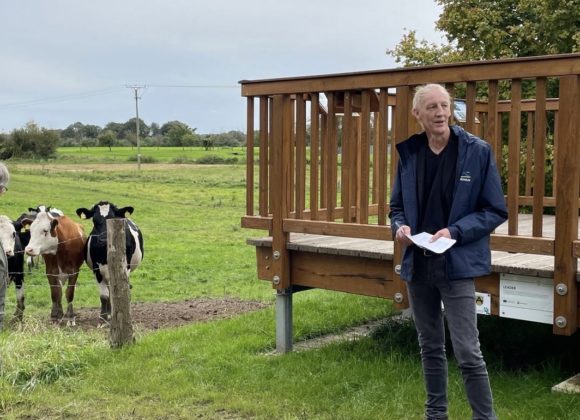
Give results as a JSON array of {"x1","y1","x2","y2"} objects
[{"x1": 275, "y1": 287, "x2": 293, "y2": 353}]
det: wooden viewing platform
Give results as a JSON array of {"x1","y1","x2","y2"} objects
[
  {"x1": 249, "y1": 215, "x2": 580, "y2": 279},
  {"x1": 240, "y1": 53, "x2": 580, "y2": 352}
]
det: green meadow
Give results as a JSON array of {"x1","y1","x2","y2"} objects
[
  {"x1": 0, "y1": 148, "x2": 579, "y2": 419},
  {"x1": 56, "y1": 145, "x2": 247, "y2": 164}
]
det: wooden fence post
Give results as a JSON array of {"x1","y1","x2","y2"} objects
[{"x1": 107, "y1": 218, "x2": 134, "y2": 348}]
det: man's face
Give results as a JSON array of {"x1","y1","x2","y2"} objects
[{"x1": 413, "y1": 88, "x2": 451, "y2": 138}]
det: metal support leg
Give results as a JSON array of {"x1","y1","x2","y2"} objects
[{"x1": 276, "y1": 287, "x2": 293, "y2": 353}]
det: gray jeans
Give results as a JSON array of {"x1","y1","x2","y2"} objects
[{"x1": 407, "y1": 254, "x2": 497, "y2": 420}]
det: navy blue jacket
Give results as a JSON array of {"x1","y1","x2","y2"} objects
[{"x1": 389, "y1": 125, "x2": 508, "y2": 281}]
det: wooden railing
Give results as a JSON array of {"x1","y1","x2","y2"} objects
[{"x1": 240, "y1": 53, "x2": 580, "y2": 334}]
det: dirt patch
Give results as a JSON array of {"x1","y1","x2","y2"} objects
[{"x1": 71, "y1": 297, "x2": 270, "y2": 331}]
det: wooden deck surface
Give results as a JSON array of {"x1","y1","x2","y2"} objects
[{"x1": 247, "y1": 214, "x2": 580, "y2": 281}]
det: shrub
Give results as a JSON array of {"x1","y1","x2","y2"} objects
[
  {"x1": 126, "y1": 155, "x2": 158, "y2": 163},
  {"x1": 196, "y1": 155, "x2": 238, "y2": 165},
  {"x1": 170, "y1": 156, "x2": 195, "y2": 164}
]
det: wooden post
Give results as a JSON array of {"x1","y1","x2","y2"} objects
[
  {"x1": 391, "y1": 86, "x2": 411, "y2": 311},
  {"x1": 553, "y1": 75, "x2": 579, "y2": 335},
  {"x1": 107, "y1": 219, "x2": 134, "y2": 348},
  {"x1": 271, "y1": 95, "x2": 293, "y2": 352}
]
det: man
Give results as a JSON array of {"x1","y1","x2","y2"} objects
[
  {"x1": 389, "y1": 84, "x2": 507, "y2": 420},
  {"x1": 0, "y1": 162, "x2": 9, "y2": 331}
]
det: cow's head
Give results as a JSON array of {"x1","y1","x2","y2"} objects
[
  {"x1": 23, "y1": 211, "x2": 59, "y2": 256},
  {"x1": 0, "y1": 215, "x2": 17, "y2": 256},
  {"x1": 29, "y1": 205, "x2": 64, "y2": 217},
  {"x1": 76, "y1": 201, "x2": 134, "y2": 229}
]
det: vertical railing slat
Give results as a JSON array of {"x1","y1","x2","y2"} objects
[
  {"x1": 326, "y1": 93, "x2": 337, "y2": 221},
  {"x1": 289, "y1": 99, "x2": 295, "y2": 214},
  {"x1": 466, "y1": 81, "x2": 477, "y2": 134},
  {"x1": 508, "y1": 79, "x2": 521, "y2": 236},
  {"x1": 357, "y1": 90, "x2": 371, "y2": 224},
  {"x1": 524, "y1": 111, "x2": 534, "y2": 196},
  {"x1": 268, "y1": 98, "x2": 274, "y2": 223},
  {"x1": 310, "y1": 93, "x2": 320, "y2": 220},
  {"x1": 320, "y1": 112, "x2": 328, "y2": 212},
  {"x1": 342, "y1": 92, "x2": 353, "y2": 222},
  {"x1": 378, "y1": 89, "x2": 388, "y2": 225},
  {"x1": 295, "y1": 94, "x2": 306, "y2": 219},
  {"x1": 246, "y1": 97, "x2": 255, "y2": 216},
  {"x1": 487, "y1": 81, "x2": 501, "y2": 168},
  {"x1": 372, "y1": 110, "x2": 380, "y2": 204},
  {"x1": 532, "y1": 78, "x2": 547, "y2": 237},
  {"x1": 259, "y1": 97, "x2": 269, "y2": 216}
]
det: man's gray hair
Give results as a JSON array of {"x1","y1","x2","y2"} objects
[
  {"x1": 0, "y1": 163, "x2": 9, "y2": 190},
  {"x1": 412, "y1": 83, "x2": 451, "y2": 111}
]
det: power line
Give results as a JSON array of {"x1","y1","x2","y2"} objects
[
  {"x1": 147, "y1": 84, "x2": 237, "y2": 89},
  {"x1": 0, "y1": 84, "x2": 238, "y2": 111},
  {"x1": 0, "y1": 87, "x2": 123, "y2": 110}
]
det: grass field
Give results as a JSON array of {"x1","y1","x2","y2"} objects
[
  {"x1": 56, "y1": 145, "x2": 247, "y2": 164},
  {"x1": 1, "y1": 150, "x2": 580, "y2": 419}
]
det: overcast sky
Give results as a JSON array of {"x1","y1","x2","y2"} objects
[{"x1": 0, "y1": 1, "x2": 444, "y2": 134}]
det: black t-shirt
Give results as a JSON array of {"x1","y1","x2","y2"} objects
[{"x1": 417, "y1": 132, "x2": 458, "y2": 234}]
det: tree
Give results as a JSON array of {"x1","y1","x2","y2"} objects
[
  {"x1": 61, "y1": 122, "x2": 102, "y2": 140},
  {"x1": 61, "y1": 122, "x2": 85, "y2": 140},
  {"x1": 150, "y1": 122, "x2": 161, "y2": 136},
  {"x1": 83, "y1": 124, "x2": 102, "y2": 139},
  {"x1": 181, "y1": 133, "x2": 197, "y2": 150},
  {"x1": 104, "y1": 122, "x2": 124, "y2": 139},
  {"x1": 98, "y1": 130, "x2": 117, "y2": 151},
  {"x1": 8, "y1": 121, "x2": 59, "y2": 159},
  {"x1": 165, "y1": 123, "x2": 195, "y2": 148},
  {"x1": 120, "y1": 118, "x2": 149, "y2": 139},
  {"x1": 388, "y1": 0, "x2": 580, "y2": 66},
  {"x1": 160, "y1": 120, "x2": 190, "y2": 136}
]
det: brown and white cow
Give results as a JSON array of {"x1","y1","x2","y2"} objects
[{"x1": 23, "y1": 210, "x2": 86, "y2": 325}]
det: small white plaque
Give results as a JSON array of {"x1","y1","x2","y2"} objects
[
  {"x1": 475, "y1": 292, "x2": 491, "y2": 315},
  {"x1": 499, "y1": 273, "x2": 553, "y2": 324},
  {"x1": 440, "y1": 292, "x2": 491, "y2": 315}
]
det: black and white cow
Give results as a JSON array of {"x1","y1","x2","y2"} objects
[
  {"x1": 76, "y1": 201, "x2": 144, "y2": 324},
  {"x1": 0, "y1": 215, "x2": 25, "y2": 320}
]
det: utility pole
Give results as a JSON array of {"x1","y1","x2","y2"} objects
[{"x1": 126, "y1": 85, "x2": 145, "y2": 170}]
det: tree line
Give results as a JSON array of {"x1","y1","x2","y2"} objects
[{"x1": 0, "y1": 119, "x2": 246, "y2": 159}]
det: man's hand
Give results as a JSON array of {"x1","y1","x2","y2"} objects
[
  {"x1": 430, "y1": 228, "x2": 451, "y2": 242},
  {"x1": 395, "y1": 225, "x2": 413, "y2": 246}
]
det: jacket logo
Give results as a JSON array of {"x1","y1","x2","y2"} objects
[{"x1": 459, "y1": 172, "x2": 472, "y2": 182}]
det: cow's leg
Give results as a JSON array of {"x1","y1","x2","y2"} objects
[
  {"x1": 14, "y1": 283, "x2": 25, "y2": 321},
  {"x1": 64, "y1": 273, "x2": 78, "y2": 326},
  {"x1": 97, "y1": 279, "x2": 111, "y2": 327},
  {"x1": 0, "y1": 274, "x2": 6, "y2": 330},
  {"x1": 47, "y1": 273, "x2": 63, "y2": 322},
  {"x1": 44, "y1": 255, "x2": 63, "y2": 322},
  {"x1": 93, "y1": 267, "x2": 111, "y2": 326}
]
